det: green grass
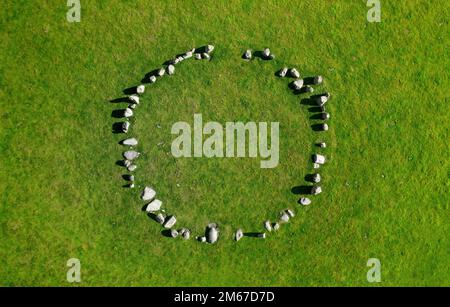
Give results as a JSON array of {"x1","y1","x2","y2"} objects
[{"x1": 0, "y1": 0, "x2": 448, "y2": 286}]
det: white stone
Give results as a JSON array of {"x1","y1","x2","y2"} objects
[
  {"x1": 181, "y1": 229, "x2": 190, "y2": 240},
  {"x1": 257, "y1": 233, "x2": 266, "y2": 239},
  {"x1": 262, "y1": 48, "x2": 271, "y2": 58},
  {"x1": 312, "y1": 173, "x2": 321, "y2": 183},
  {"x1": 129, "y1": 95, "x2": 140, "y2": 104},
  {"x1": 157, "y1": 68, "x2": 165, "y2": 77},
  {"x1": 124, "y1": 108, "x2": 133, "y2": 118},
  {"x1": 195, "y1": 53, "x2": 202, "y2": 60},
  {"x1": 206, "y1": 224, "x2": 219, "y2": 243},
  {"x1": 166, "y1": 64, "x2": 175, "y2": 75},
  {"x1": 202, "y1": 53, "x2": 210, "y2": 60},
  {"x1": 320, "y1": 123, "x2": 329, "y2": 131},
  {"x1": 264, "y1": 220, "x2": 272, "y2": 232},
  {"x1": 155, "y1": 213, "x2": 165, "y2": 224},
  {"x1": 122, "y1": 121, "x2": 130, "y2": 133},
  {"x1": 137, "y1": 85, "x2": 145, "y2": 95},
  {"x1": 279, "y1": 67, "x2": 288, "y2": 77},
  {"x1": 243, "y1": 49, "x2": 252, "y2": 59},
  {"x1": 273, "y1": 223, "x2": 280, "y2": 231},
  {"x1": 313, "y1": 163, "x2": 320, "y2": 169},
  {"x1": 280, "y1": 212, "x2": 290, "y2": 223},
  {"x1": 149, "y1": 75, "x2": 157, "y2": 83},
  {"x1": 123, "y1": 150, "x2": 140, "y2": 160},
  {"x1": 206, "y1": 45, "x2": 214, "y2": 53},
  {"x1": 235, "y1": 229, "x2": 244, "y2": 241},
  {"x1": 311, "y1": 186, "x2": 322, "y2": 195},
  {"x1": 290, "y1": 68, "x2": 300, "y2": 78},
  {"x1": 318, "y1": 142, "x2": 327, "y2": 148},
  {"x1": 300, "y1": 197, "x2": 311, "y2": 206},
  {"x1": 163, "y1": 216, "x2": 177, "y2": 229},
  {"x1": 127, "y1": 164, "x2": 137, "y2": 172},
  {"x1": 321, "y1": 112, "x2": 330, "y2": 120},
  {"x1": 314, "y1": 76, "x2": 323, "y2": 85},
  {"x1": 146, "y1": 199, "x2": 162, "y2": 213},
  {"x1": 292, "y1": 79, "x2": 304, "y2": 90},
  {"x1": 313, "y1": 154, "x2": 326, "y2": 165},
  {"x1": 122, "y1": 138, "x2": 138, "y2": 146},
  {"x1": 286, "y1": 209, "x2": 295, "y2": 217},
  {"x1": 141, "y1": 186, "x2": 156, "y2": 201},
  {"x1": 170, "y1": 229, "x2": 179, "y2": 238}
]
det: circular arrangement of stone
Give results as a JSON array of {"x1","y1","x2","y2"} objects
[{"x1": 113, "y1": 45, "x2": 331, "y2": 244}]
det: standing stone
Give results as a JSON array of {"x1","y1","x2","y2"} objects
[
  {"x1": 286, "y1": 209, "x2": 295, "y2": 217},
  {"x1": 290, "y1": 68, "x2": 300, "y2": 78},
  {"x1": 146, "y1": 199, "x2": 162, "y2": 213},
  {"x1": 205, "y1": 45, "x2": 215, "y2": 53},
  {"x1": 278, "y1": 67, "x2": 288, "y2": 77},
  {"x1": 292, "y1": 79, "x2": 304, "y2": 90},
  {"x1": 299, "y1": 197, "x2": 312, "y2": 206},
  {"x1": 314, "y1": 93, "x2": 330, "y2": 107},
  {"x1": 206, "y1": 223, "x2": 219, "y2": 243},
  {"x1": 262, "y1": 48, "x2": 271, "y2": 58},
  {"x1": 155, "y1": 213, "x2": 165, "y2": 224},
  {"x1": 137, "y1": 85, "x2": 145, "y2": 95},
  {"x1": 184, "y1": 51, "x2": 193, "y2": 59},
  {"x1": 123, "y1": 150, "x2": 140, "y2": 160},
  {"x1": 318, "y1": 123, "x2": 329, "y2": 131},
  {"x1": 129, "y1": 103, "x2": 137, "y2": 109},
  {"x1": 197, "y1": 236, "x2": 207, "y2": 243},
  {"x1": 312, "y1": 173, "x2": 321, "y2": 183},
  {"x1": 264, "y1": 220, "x2": 272, "y2": 232},
  {"x1": 124, "y1": 160, "x2": 132, "y2": 168},
  {"x1": 313, "y1": 154, "x2": 326, "y2": 164},
  {"x1": 303, "y1": 85, "x2": 314, "y2": 93},
  {"x1": 181, "y1": 229, "x2": 191, "y2": 240},
  {"x1": 122, "y1": 138, "x2": 138, "y2": 146},
  {"x1": 202, "y1": 53, "x2": 211, "y2": 60},
  {"x1": 313, "y1": 163, "x2": 320, "y2": 169},
  {"x1": 243, "y1": 49, "x2": 252, "y2": 60},
  {"x1": 129, "y1": 95, "x2": 140, "y2": 105},
  {"x1": 149, "y1": 75, "x2": 157, "y2": 83},
  {"x1": 280, "y1": 211, "x2": 290, "y2": 223},
  {"x1": 311, "y1": 186, "x2": 322, "y2": 195},
  {"x1": 127, "y1": 164, "x2": 137, "y2": 172},
  {"x1": 157, "y1": 68, "x2": 165, "y2": 77},
  {"x1": 257, "y1": 233, "x2": 266, "y2": 239},
  {"x1": 321, "y1": 112, "x2": 330, "y2": 120},
  {"x1": 170, "y1": 229, "x2": 179, "y2": 238},
  {"x1": 235, "y1": 229, "x2": 244, "y2": 241},
  {"x1": 166, "y1": 65, "x2": 175, "y2": 75},
  {"x1": 273, "y1": 223, "x2": 280, "y2": 231},
  {"x1": 314, "y1": 76, "x2": 324, "y2": 85},
  {"x1": 124, "y1": 108, "x2": 133, "y2": 118},
  {"x1": 141, "y1": 186, "x2": 156, "y2": 201},
  {"x1": 128, "y1": 183, "x2": 135, "y2": 189},
  {"x1": 318, "y1": 142, "x2": 327, "y2": 148},
  {"x1": 195, "y1": 53, "x2": 202, "y2": 60},
  {"x1": 122, "y1": 121, "x2": 130, "y2": 133},
  {"x1": 163, "y1": 215, "x2": 177, "y2": 229}
]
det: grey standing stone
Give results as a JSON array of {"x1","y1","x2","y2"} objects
[
  {"x1": 235, "y1": 229, "x2": 244, "y2": 241},
  {"x1": 313, "y1": 163, "x2": 320, "y2": 169},
  {"x1": 311, "y1": 186, "x2": 322, "y2": 195},
  {"x1": 149, "y1": 75, "x2": 157, "y2": 83},
  {"x1": 129, "y1": 95, "x2": 140, "y2": 104},
  {"x1": 312, "y1": 173, "x2": 321, "y2": 183},
  {"x1": 299, "y1": 197, "x2": 312, "y2": 206},
  {"x1": 137, "y1": 85, "x2": 145, "y2": 95},
  {"x1": 195, "y1": 53, "x2": 202, "y2": 60},
  {"x1": 313, "y1": 154, "x2": 326, "y2": 164},
  {"x1": 155, "y1": 213, "x2": 165, "y2": 224},
  {"x1": 197, "y1": 236, "x2": 207, "y2": 243},
  {"x1": 206, "y1": 223, "x2": 219, "y2": 243},
  {"x1": 145, "y1": 199, "x2": 162, "y2": 213},
  {"x1": 206, "y1": 45, "x2": 215, "y2": 53},
  {"x1": 122, "y1": 138, "x2": 138, "y2": 146},
  {"x1": 264, "y1": 220, "x2": 272, "y2": 232},
  {"x1": 280, "y1": 212, "x2": 290, "y2": 223},
  {"x1": 157, "y1": 68, "x2": 165, "y2": 77},
  {"x1": 321, "y1": 112, "x2": 330, "y2": 120},
  {"x1": 318, "y1": 123, "x2": 329, "y2": 131},
  {"x1": 123, "y1": 150, "x2": 140, "y2": 160},
  {"x1": 202, "y1": 53, "x2": 211, "y2": 60},
  {"x1": 262, "y1": 48, "x2": 271, "y2": 58},
  {"x1": 292, "y1": 79, "x2": 304, "y2": 91},
  {"x1": 124, "y1": 108, "x2": 133, "y2": 118},
  {"x1": 163, "y1": 215, "x2": 177, "y2": 229},
  {"x1": 318, "y1": 142, "x2": 327, "y2": 148},
  {"x1": 127, "y1": 164, "x2": 137, "y2": 172},
  {"x1": 314, "y1": 76, "x2": 324, "y2": 85},
  {"x1": 170, "y1": 229, "x2": 179, "y2": 238},
  {"x1": 290, "y1": 68, "x2": 300, "y2": 78},
  {"x1": 286, "y1": 209, "x2": 295, "y2": 217},
  {"x1": 167, "y1": 64, "x2": 175, "y2": 75},
  {"x1": 303, "y1": 85, "x2": 314, "y2": 93},
  {"x1": 122, "y1": 121, "x2": 130, "y2": 133},
  {"x1": 243, "y1": 49, "x2": 252, "y2": 60},
  {"x1": 273, "y1": 223, "x2": 280, "y2": 231},
  {"x1": 257, "y1": 233, "x2": 266, "y2": 239},
  {"x1": 141, "y1": 186, "x2": 156, "y2": 201},
  {"x1": 278, "y1": 67, "x2": 288, "y2": 77},
  {"x1": 314, "y1": 93, "x2": 330, "y2": 107},
  {"x1": 181, "y1": 229, "x2": 191, "y2": 240}
]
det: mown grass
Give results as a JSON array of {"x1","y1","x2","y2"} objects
[{"x1": 0, "y1": 0, "x2": 448, "y2": 286}]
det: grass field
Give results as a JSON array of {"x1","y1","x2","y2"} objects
[{"x1": 0, "y1": 0, "x2": 448, "y2": 286}]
